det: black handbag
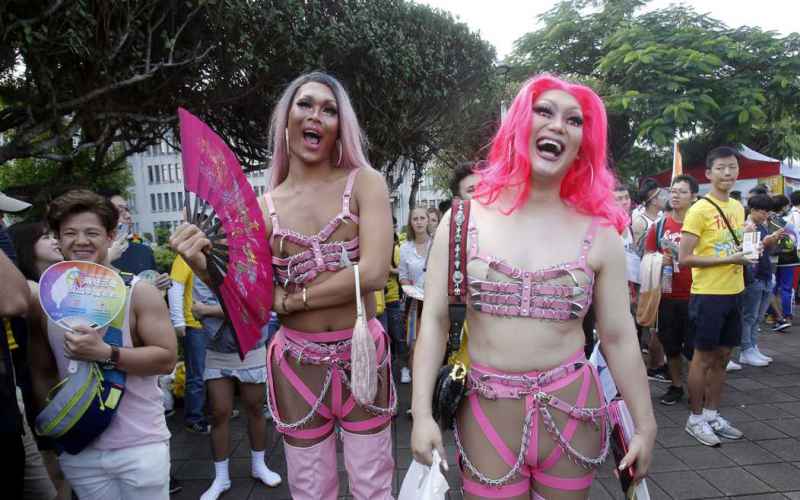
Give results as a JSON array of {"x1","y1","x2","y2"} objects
[
  {"x1": 699, "y1": 196, "x2": 754, "y2": 286},
  {"x1": 432, "y1": 198, "x2": 470, "y2": 430}
]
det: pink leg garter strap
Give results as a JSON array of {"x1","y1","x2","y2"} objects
[
  {"x1": 266, "y1": 320, "x2": 397, "y2": 439},
  {"x1": 454, "y1": 351, "x2": 610, "y2": 493}
]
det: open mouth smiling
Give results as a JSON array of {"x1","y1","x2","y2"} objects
[{"x1": 536, "y1": 138, "x2": 565, "y2": 160}]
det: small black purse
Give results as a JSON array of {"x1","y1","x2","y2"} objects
[{"x1": 432, "y1": 198, "x2": 470, "y2": 430}]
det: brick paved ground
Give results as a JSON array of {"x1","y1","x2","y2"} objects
[{"x1": 170, "y1": 325, "x2": 800, "y2": 499}]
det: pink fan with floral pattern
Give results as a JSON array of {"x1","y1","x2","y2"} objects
[{"x1": 178, "y1": 108, "x2": 272, "y2": 358}]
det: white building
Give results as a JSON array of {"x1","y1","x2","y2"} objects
[{"x1": 126, "y1": 138, "x2": 268, "y2": 237}]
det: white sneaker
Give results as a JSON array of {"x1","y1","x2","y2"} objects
[
  {"x1": 685, "y1": 418, "x2": 721, "y2": 447},
  {"x1": 754, "y1": 347, "x2": 773, "y2": 363},
  {"x1": 726, "y1": 360, "x2": 742, "y2": 372},
  {"x1": 400, "y1": 367, "x2": 412, "y2": 384},
  {"x1": 740, "y1": 348, "x2": 769, "y2": 367},
  {"x1": 709, "y1": 415, "x2": 744, "y2": 440}
]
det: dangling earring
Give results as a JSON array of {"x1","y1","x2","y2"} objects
[
  {"x1": 507, "y1": 136, "x2": 515, "y2": 164},
  {"x1": 587, "y1": 163, "x2": 595, "y2": 187},
  {"x1": 336, "y1": 140, "x2": 343, "y2": 167},
  {"x1": 284, "y1": 128, "x2": 289, "y2": 154}
]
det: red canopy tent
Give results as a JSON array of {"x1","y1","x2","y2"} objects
[{"x1": 652, "y1": 145, "x2": 781, "y2": 186}]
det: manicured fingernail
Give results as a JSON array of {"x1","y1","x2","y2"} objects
[
  {"x1": 442, "y1": 459, "x2": 449, "y2": 471},
  {"x1": 618, "y1": 462, "x2": 627, "y2": 470}
]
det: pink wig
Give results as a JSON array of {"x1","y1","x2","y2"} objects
[
  {"x1": 268, "y1": 72, "x2": 372, "y2": 189},
  {"x1": 474, "y1": 74, "x2": 627, "y2": 232}
]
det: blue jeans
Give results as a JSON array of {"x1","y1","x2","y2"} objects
[
  {"x1": 183, "y1": 326, "x2": 209, "y2": 425},
  {"x1": 266, "y1": 313, "x2": 280, "y2": 345},
  {"x1": 775, "y1": 266, "x2": 795, "y2": 318},
  {"x1": 742, "y1": 279, "x2": 771, "y2": 351},
  {"x1": 384, "y1": 300, "x2": 406, "y2": 359}
]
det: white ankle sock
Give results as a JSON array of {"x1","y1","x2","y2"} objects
[
  {"x1": 688, "y1": 413, "x2": 704, "y2": 425},
  {"x1": 702, "y1": 408, "x2": 718, "y2": 422},
  {"x1": 200, "y1": 459, "x2": 231, "y2": 500},
  {"x1": 251, "y1": 449, "x2": 282, "y2": 487}
]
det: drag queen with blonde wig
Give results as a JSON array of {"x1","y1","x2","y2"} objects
[{"x1": 172, "y1": 72, "x2": 395, "y2": 500}]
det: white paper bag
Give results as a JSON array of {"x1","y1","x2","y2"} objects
[{"x1": 398, "y1": 450, "x2": 450, "y2": 500}]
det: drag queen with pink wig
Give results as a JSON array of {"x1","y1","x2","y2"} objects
[
  {"x1": 411, "y1": 75, "x2": 656, "y2": 499},
  {"x1": 172, "y1": 72, "x2": 396, "y2": 500}
]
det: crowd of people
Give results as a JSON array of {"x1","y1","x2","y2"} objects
[{"x1": 0, "y1": 69, "x2": 794, "y2": 500}]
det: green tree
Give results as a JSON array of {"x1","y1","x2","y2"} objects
[
  {"x1": 0, "y1": 0, "x2": 217, "y2": 169},
  {"x1": 1, "y1": 0, "x2": 500, "y2": 204},
  {"x1": 0, "y1": 144, "x2": 132, "y2": 215},
  {"x1": 190, "y1": 0, "x2": 500, "y2": 206},
  {"x1": 512, "y1": 0, "x2": 800, "y2": 181}
]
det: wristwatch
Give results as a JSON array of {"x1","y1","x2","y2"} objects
[{"x1": 102, "y1": 345, "x2": 121, "y2": 369}]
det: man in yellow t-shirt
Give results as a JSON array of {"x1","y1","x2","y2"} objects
[
  {"x1": 167, "y1": 255, "x2": 208, "y2": 433},
  {"x1": 679, "y1": 146, "x2": 751, "y2": 447}
]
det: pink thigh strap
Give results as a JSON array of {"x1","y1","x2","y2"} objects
[
  {"x1": 539, "y1": 368, "x2": 593, "y2": 470},
  {"x1": 461, "y1": 474, "x2": 529, "y2": 499},
  {"x1": 468, "y1": 392, "x2": 525, "y2": 470},
  {"x1": 532, "y1": 469, "x2": 595, "y2": 491}
]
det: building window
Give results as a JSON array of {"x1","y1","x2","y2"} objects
[
  {"x1": 177, "y1": 191, "x2": 183, "y2": 209},
  {"x1": 148, "y1": 165, "x2": 153, "y2": 184},
  {"x1": 155, "y1": 165, "x2": 161, "y2": 184},
  {"x1": 157, "y1": 193, "x2": 163, "y2": 211},
  {"x1": 150, "y1": 194, "x2": 156, "y2": 211},
  {"x1": 170, "y1": 192, "x2": 177, "y2": 211},
  {"x1": 176, "y1": 165, "x2": 182, "y2": 182}
]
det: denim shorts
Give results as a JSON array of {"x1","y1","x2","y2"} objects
[
  {"x1": 688, "y1": 293, "x2": 743, "y2": 351},
  {"x1": 203, "y1": 366, "x2": 267, "y2": 384}
]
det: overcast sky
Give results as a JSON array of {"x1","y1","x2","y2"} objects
[{"x1": 419, "y1": 0, "x2": 799, "y2": 59}]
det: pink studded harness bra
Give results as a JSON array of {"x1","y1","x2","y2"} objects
[
  {"x1": 467, "y1": 216, "x2": 600, "y2": 321},
  {"x1": 265, "y1": 168, "x2": 360, "y2": 290}
]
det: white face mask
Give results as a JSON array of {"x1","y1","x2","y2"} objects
[{"x1": 2, "y1": 213, "x2": 22, "y2": 227}]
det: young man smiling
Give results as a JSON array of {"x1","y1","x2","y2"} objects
[
  {"x1": 28, "y1": 190, "x2": 177, "y2": 499},
  {"x1": 679, "y1": 147, "x2": 751, "y2": 447}
]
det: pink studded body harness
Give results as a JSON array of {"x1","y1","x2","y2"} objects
[
  {"x1": 456, "y1": 208, "x2": 610, "y2": 498},
  {"x1": 262, "y1": 168, "x2": 397, "y2": 439}
]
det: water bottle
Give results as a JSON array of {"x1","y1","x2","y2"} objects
[{"x1": 662, "y1": 265, "x2": 673, "y2": 294}]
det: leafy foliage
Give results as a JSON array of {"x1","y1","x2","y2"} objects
[
  {"x1": 1, "y1": 0, "x2": 500, "y2": 204},
  {"x1": 512, "y1": 0, "x2": 800, "y2": 181},
  {"x1": 0, "y1": 144, "x2": 132, "y2": 215}
]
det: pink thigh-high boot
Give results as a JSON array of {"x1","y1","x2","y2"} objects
[
  {"x1": 341, "y1": 426, "x2": 395, "y2": 500},
  {"x1": 283, "y1": 433, "x2": 339, "y2": 500}
]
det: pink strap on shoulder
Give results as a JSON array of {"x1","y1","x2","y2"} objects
[
  {"x1": 578, "y1": 217, "x2": 600, "y2": 262},
  {"x1": 264, "y1": 193, "x2": 280, "y2": 234},
  {"x1": 341, "y1": 168, "x2": 360, "y2": 217}
]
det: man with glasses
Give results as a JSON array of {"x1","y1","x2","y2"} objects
[{"x1": 644, "y1": 175, "x2": 698, "y2": 405}]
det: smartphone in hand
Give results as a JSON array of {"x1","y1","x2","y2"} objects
[{"x1": 610, "y1": 423, "x2": 636, "y2": 494}]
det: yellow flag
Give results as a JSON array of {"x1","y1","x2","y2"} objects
[{"x1": 672, "y1": 141, "x2": 683, "y2": 181}]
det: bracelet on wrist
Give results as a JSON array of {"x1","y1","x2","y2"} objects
[{"x1": 302, "y1": 287, "x2": 310, "y2": 310}]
